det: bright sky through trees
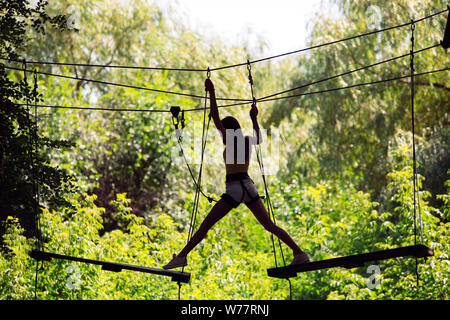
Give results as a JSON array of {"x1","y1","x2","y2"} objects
[{"x1": 155, "y1": 0, "x2": 325, "y2": 56}]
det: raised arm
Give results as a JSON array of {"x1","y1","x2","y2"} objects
[
  {"x1": 250, "y1": 103, "x2": 262, "y2": 145},
  {"x1": 205, "y1": 78, "x2": 226, "y2": 143}
]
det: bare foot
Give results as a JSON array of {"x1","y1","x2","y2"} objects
[
  {"x1": 163, "y1": 254, "x2": 187, "y2": 270},
  {"x1": 289, "y1": 252, "x2": 310, "y2": 265}
]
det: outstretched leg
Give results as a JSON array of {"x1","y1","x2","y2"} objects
[
  {"x1": 163, "y1": 199, "x2": 233, "y2": 269},
  {"x1": 246, "y1": 199, "x2": 308, "y2": 263}
]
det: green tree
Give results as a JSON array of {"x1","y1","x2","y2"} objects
[
  {"x1": 266, "y1": 0, "x2": 449, "y2": 198},
  {"x1": 23, "y1": 0, "x2": 263, "y2": 229},
  {"x1": 0, "y1": 0, "x2": 71, "y2": 241}
]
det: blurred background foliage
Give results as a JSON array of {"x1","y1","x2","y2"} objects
[{"x1": 1, "y1": 0, "x2": 449, "y2": 299}]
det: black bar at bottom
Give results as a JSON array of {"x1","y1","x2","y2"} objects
[
  {"x1": 30, "y1": 250, "x2": 190, "y2": 283},
  {"x1": 267, "y1": 245, "x2": 434, "y2": 279}
]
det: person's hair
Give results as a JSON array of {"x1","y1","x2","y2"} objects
[
  {"x1": 221, "y1": 116, "x2": 250, "y2": 164},
  {"x1": 221, "y1": 116, "x2": 241, "y2": 130}
]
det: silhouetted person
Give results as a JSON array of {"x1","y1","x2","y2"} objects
[{"x1": 163, "y1": 78, "x2": 309, "y2": 270}]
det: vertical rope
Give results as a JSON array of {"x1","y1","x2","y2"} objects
[
  {"x1": 32, "y1": 69, "x2": 43, "y2": 299},
  {"x1": 410, "y1": 21, "x2": 421, "y2": 288},
  {"x1": 178, "y1": 73, "x2": 211, "y2": 300},
  {"x1": 32, "y1": 69, "x2": 43, "y2": 250},
  {"x1": 247, "y1": 60, "x2": 292, "y2": 299},
  {"x1": 23, "y1": 61, "x2": 39, "y2": 300}
]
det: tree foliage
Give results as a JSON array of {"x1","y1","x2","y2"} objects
[
  {"x1": 266, "y1": 0, "x2": 449, "y2": 198},
  {"x1": 0, "y1": 0, "x2": 72, "y2": 241},
  {"x1": 0, "y1": 0, "x2": 448, "y2": 300}
]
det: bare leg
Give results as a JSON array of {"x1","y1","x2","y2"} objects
[
  {"x1": 245, "y1": 199, "x2": 304, "y2": 256},
  {"x1": 178, "y1": 199, "x2": 233, "y2": 257}
]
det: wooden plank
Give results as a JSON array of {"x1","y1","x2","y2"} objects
[
  {"x1": 30, "y1": 250, "x2": 190, "y2": 283},
  {"x1": 267, "y1": 245, "x2": 434, "y2": 279}
]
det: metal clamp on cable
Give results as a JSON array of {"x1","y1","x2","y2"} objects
[
  {"x1": 410, "y1": 21, "x2": 415, "y2": 73},
  {"x1": 170, "y1": 106, "x2": 184, "y2": 141},
  {"x1": 32, "y1": 68, "x2": 39, "y2": 99},
  {"x1": 170, "y1": 106, "x2": 181, "y2": 127},
  {"x1": 247, "y1": 59, "x2": 253, "y2": 86}
]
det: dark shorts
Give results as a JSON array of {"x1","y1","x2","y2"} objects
[{"x1": 221, "y1": 173, "x2": 260, "y2": 208}]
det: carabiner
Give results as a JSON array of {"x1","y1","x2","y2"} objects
[
  {"x1": 170, "y1": 106, "x2": 181, "y2": 129},
  {"x1": 180, "y1": 110, "x2": 185, "y2": 129},
  {"x1": 32, "y1": 68, "x2": 38, "y2": 98},
  {"x1": 246, "y1": 59, "x2": 252, "y2": 72},
  {"x1": 247, "y1": 60, "x2": 254, "y2": 85}
]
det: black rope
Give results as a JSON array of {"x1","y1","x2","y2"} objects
[
  {"x1": 6, "y1": 45, "x2": 443, "y2": 117},
  {"x1": 23, "y1": 64, "x2": 43, "y2": 299},
  {"x1": 1, "y1": 57, "x2": 208, "y2": 72},
  {"x1": 182, "y1": 45, "x2": 443, "y2": 113},
  {"x1": 209, "y1": 8, "x2": 449, "y2": 72},
  {"x1": 247, "y1": 61, "x2": 292, "y2": 300},
  {"x1": 23, "y1": 62, "x2": 38, "y2": 300},
  {"x1": 174, "y1": 123, "x2": 217, "y2": 203},
  {"x1": 247, "y1": 61, "x2": 278, "y2": 265},
  {"x1": 171, "y1": 105, "x2": 217, "y2": 203},
  {"x1": 258, "y1": 44, "x2": 440, "y2": 101},
  {"x1": 13, "y1": 103, "x2": 172, "y2": 113},
  {"x1": 257, "y1": 67, "x2": 450, "y2": 104},
  {"x1": 1, "y1": 8, "x2": 446, "y2": 74},
  {"x1": 12, "y1": 67, "x2": 449, "y2": 115},
  {"x1": 179, "y1": 67, "x2": 450, "y2": 112},
  {"x1": 255, "y1": 142, "x2": 293, "y2": 299},
  {"x1": 2, "y1": 65, "x2": 251, "y2": 103},
  {"x1": 22, "y1": 63, "x2": 37, "y2": 300},
  {"x1": 188, "y1": 91, "x2": 210, "y2": 241},
  {"x1": 178, "y1": 84, "x2": 211, "y2": 300},
  {"x1": 32, "y1": 69, "x2": 43, "y2": 251},
  {"x1": 409, "y1": 21, "x2": 424, "y2": 289},
  {"x1": 411, "y1": 24, "x2": 418, "y2": 249}
]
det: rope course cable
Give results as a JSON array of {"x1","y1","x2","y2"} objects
[
  {"x1": 8, "y1": 6, "x2": 448, "y2": 299},
  {"x1": 1, "y1": 7, "x2": 447, "y2": 72},
  {"x1": 32, "y1": 69, "x2": 45, "y2": 299},
  {"x1": 179, "y1": 66, "x2": 450, "y2": 112},
  {"x1": 22, "y1": 62, "x2": 37, "y2": 300},
  {"x1": 171, "y1": 108, "x2": 218, "y2": 203},
  {"x1": 247, "y1": 61, "x2": 293, "y2": 300},
  {"x1": 170, "y1": 105, "x2": 218, "y2": 203},
  {"x1": 2, "y1": 65, "x2": 252, "y2": 103},
  {"x1": 2, "y1": 39, "x2": 445, "y2": 114},
  {"x1": 2, "y1": 13, "x2": 437, "y2": 114},
  {"x1": 181, "y1": 44, "x2": 444, "y2": 111},
  {"x1": 177, "y1": 83, "x2": 213, "y2": 300},
  {"x1": 1, "y1": 59, "x2": 208, "y2": 72},
  {"x1": 21, "y1": 64, "x2": 44, "y2": 300},
  {"x1": 12, "y1": 103, "x2": 172, "y2": 113},
  {"x1": 257, "y1": 43, "x2": 440, "y2": 101},
  {"x1": 210, "y1": 7, "x2": 449, "y2": 71},
  {"x1": 12, "y1": 67, "x2": 449, "y2": 113},
  {"x1": 409, "y1": 20, "x2": 426, "y2": 288}
]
